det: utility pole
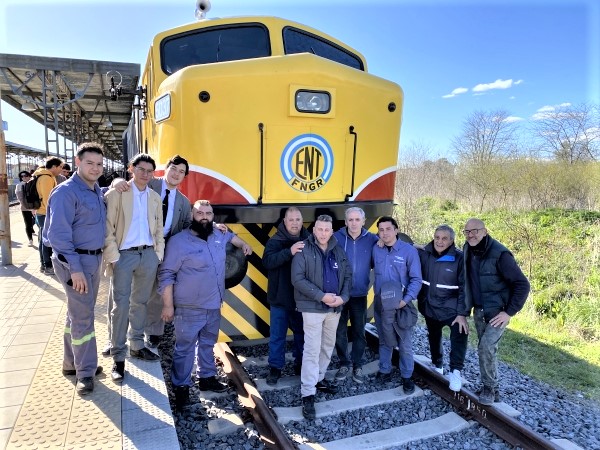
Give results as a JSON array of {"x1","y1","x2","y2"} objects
[{"x1": 0, "y1": 100, "x2": 13, "y2": 265}]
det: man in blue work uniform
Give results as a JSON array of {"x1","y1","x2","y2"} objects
[
  {"x1": 372, "y1": 216, "x2": 422, "y2": 395},
  {"x1": 44, "y1": 142, "x2": 106, "y2": 395},
  {"x1": 333, "y1": 207, "x2": 378, "y2": 383},
  {"x1": 159, "y1": 200, "x2": 252, "y2": 410}
]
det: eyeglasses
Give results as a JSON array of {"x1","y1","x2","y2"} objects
[
  {"x1": 134, "y1": 167, "x2": 154, "y2": 175},
  {"x1": 463, "y1": 228, "x2": 483, "y2": 236}
]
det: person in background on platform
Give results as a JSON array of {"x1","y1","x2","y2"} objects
[
  {"x1": 102, "y1": 155, "x2": 193, "y2": 356},
  {"x1": 61, "y1": 163, "x2": 72, "y2": 180},
  {"x1": 33, "y1": 156, "x2": 63, "y2": 275},
  {"x1": 462, "y1": 218, "x2": 530, "y2": 405},
  {"x1": 103, "y1": 153, "x2": 165, "y2": 383},
  {"x1": 417, "y1": 224, "x2": 468, "y2": 392},
  {"x1": 373, "y1": 216, "x2": 422, "y2": 395},
  {"x1": 159, "y1": 200, "x2": 252, "y2": 410},
  {"x1": 15, "y1": 170, "x2": 36, "y2": 247},
  {"x1": 43, "y1": 142, "x2": 106, "y2": 395},
  {"x1": 262, "y1": 207, "x2": 309, "y2": 385},
  {"x1": 333, "y1": 207, "x2": 378, "y2": 384},
  {"x1": 292, "y1": 214, "x2": 352, "y2": 420}
]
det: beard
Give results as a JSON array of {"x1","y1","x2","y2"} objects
[{"x1": 191, "y1": 219, "x2": 213, "y2": 240}]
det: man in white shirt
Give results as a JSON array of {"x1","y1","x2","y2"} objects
[{"x1": 103, "y1": 153, "x2": 165, "y2": 382}]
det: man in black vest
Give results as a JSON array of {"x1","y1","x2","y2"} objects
[{"x1": 463, "y1": 218, "x2": 530, "y2": 405}]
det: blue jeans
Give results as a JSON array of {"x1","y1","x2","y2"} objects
[
  {"x1": 268, "y1": 306, "x2": 304, "y2": 370},
  {"x1": 335, "y1": 295, "x2": 367, "y2": 368},
  {"x1": 474, "y1": 308, "x2": 506, "y2": 389},
  {"x1": 374, "y1": 301, "x2": 414, "y2": 378},
  {"x1": 36, "y1": 214, "x2": 52, "y2": 268}
]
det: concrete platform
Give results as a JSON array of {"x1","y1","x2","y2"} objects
[{"x1": 0, "y1": 206, "x2": 179, "y2": 450}]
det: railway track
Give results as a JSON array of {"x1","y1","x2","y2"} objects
[{"x1": 211, "y1": 325, "x2": 572, "y2": 450}]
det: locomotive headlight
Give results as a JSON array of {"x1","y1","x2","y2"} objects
[
  {"x1": 295, "y1": 90, "x2": 330, "y2": 113},
  {"x1": 154, "y1": 93, "x2": 171, "y2": 123}
]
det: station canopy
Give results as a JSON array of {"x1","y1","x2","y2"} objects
[{"x1": 0, "y1": 53, "x2": 140, "y2": 163}]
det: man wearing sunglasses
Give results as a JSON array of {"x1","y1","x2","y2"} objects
[{"x1": 462, "y1": 218, "x2": 530, "y2": 406}]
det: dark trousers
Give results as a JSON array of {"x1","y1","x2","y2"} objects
[
  {"x1": 35, "y1": 214, "x2": 53, "y2": 268},
  {"x1": 425, "y1": 316, "x2": 468, "y2": 372},
  {"x1": 335, "y1": 295, "x2": 367, "y2": 368},
  {"x1": 21, "y1": 210, "x2": 35, "y2": 240}
]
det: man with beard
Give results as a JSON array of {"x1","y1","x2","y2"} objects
[
  {"x1": 262, "y1": 207, "x2": 308, "y2": 385},
  {"x1": 158, "y1": 200, "x2": 252, "y2": 409}
]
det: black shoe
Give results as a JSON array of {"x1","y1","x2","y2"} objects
[
  {"x1": 145, "y1": 335, "x2": 161, "y2": 348},
  {"x1": 111, "y1": 361, "x2": 125, "y2": 382},
  {"x1": 294, "y1": 364, "x2": 302, "y2": 376},
  {"x1": 302, "y1": 395, "x2": 316, "y2": 420},
  {"x1": 266, "y1": 367, "x2": 281, "y2": 386},
  {"x1": 130, "y1": 347, "x2": 160, "y2": 361},
  {"x1": 376, "y1": 371, "x2": 392, "y2": 383},
  {"x1": 476, "y1": 386, "x2": 500, "y2": 402},
  {"x1": 76, "y1": 377, "x2": 94, "y2": 395},
  {"x1": 316, "y1": 379, "x2": 338, "y2": 394},
  {"x1": 174, "y1": 385, "x2": 190, "y2": 411},
  {"x1": 102, "y1": 344, "x2": 111, "y2": 357},
  {"x1": 63, "y1": 366, "x2": 103, "y2": 377},
  {"x1": 198, "y1": 376, "x2": 228, "y2": 393},
  {"x1": 402, "y1": 377, "x2": 415, "y2": 395}
]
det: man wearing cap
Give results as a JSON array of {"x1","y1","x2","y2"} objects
[{"x1": 372, "y1": 216, "x2": 422, "y2": 395}]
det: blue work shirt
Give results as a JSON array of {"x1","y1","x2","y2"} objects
[
  {"x1": 43, "y1": 172, "x2": 107, "y2": 274},
  {"x1": 158, "y1": 228, "x2": 234, "y2": 310},
  {"x1": 372, "y1": 239, "x2": 422, "y2": 302}
]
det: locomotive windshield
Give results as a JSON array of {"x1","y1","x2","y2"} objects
[
  {"x1": 161, "y1": 24, "x2": 271, "y2": 74},
  {"x1": 282, "y1": 27, "x2": 364, "y2": 71}
]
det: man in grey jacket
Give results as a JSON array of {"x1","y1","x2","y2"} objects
[{"x1": 292, "y1": 214, "x2": 352, "y2": 420}]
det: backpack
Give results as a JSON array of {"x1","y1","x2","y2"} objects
[{"x1": 22, "y1": 174, "x2": 49, "y2": 210}]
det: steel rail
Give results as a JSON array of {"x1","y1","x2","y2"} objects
[
  {"x1": 214, "y1": 342, "x2": 297, "y2": 450},
  {"x1": 365, "y1": 325, "x2": 562, "y2": 450}
]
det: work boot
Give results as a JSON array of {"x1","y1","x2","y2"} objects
[
  {"x1": 402, "y1": 377, "x2": 415, "y2": 395},
  {"x1": 316, "y1": 379, "x2": 338, "y2": 394},
  {"x1": 266, "y1": 367, "x2": 281, "y2": 386},
  {"x1": 479, "y1": 386, "x2": 495, "y2": 405},
  {"x1": 76, "y1": 377, "x2": 94, "y2": 395},
  {"x1": 111, "y1": 361, "x2": 125, "y2": 382},
  {"x1": 174, "y1": 385, "x2": 190, "y2": 411},
  {"x1": 302, "y1": 395, "x2": 316, "y2": 420},
  {"x1": 376, "y1": 371, "x2": 392, "y2": 383},
  {"x1": 198, "y1": 376, "x2": 228, "y2": 393},
  {"x1": 477, "y1": 386, "x2": 500, "y2": 403}
]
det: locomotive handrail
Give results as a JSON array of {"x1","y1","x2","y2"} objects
[
  {"x1": 345, "y1": 125, "x2": 357, "y2": 201},
  {"x1": 258, "y1": 122, "x2": 264, "y2": 205}
]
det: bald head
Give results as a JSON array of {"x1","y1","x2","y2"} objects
[{"x1": 464, "y1": 218, "x2": 487, "y2": 246}]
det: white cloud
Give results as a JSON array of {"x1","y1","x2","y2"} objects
[
  {"x1": 504, "y1": 116, "x2": 524, "y2": 123},
  {"x1": 472, "y1": 78, "x2": 523, "y2": 92},
  {"x1": 442, "y1": 87, "x2": 468, "y2": 99},
  {"x1": 532, "y1": 103, "x2": 573, "y2": 120}
]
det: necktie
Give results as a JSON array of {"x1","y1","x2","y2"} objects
[{"x1": 162, "y1": 189, "x2": 170, "y2": 226}]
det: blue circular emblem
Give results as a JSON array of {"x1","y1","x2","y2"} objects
[{"x1": 280, "y1": 134, "x2": 333, "y2": 193}]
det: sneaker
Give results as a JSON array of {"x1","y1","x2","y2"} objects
[
  {"x1": 433, "y1": 365, "x2": 444, "y2": 375},
  {"x1": 76, "y1": 377, "x2": 94, "y2": 395},
  {"x1": 145, "y1": 335, "x2": 161, "y2": 348},
  {"x1": 111, "y1": 361, "x2": 125, "y2": 382},
  {"x1": 174, "y1": 385, "x2": 190, "y2": 411},
  {"x1": 335, "y1": 365, "x2": 350, "y2": 381},
  {"x1": 130, "y1": 347, "x2": 160, "y2": 361},
  {"x1": 352, "y1": 367, "x2": 365, "y2": 384},
  {"x1": 28, "y1": 239, "x2": 33, "y2": 247},
  {"x1": 479, "y1": 386, "x2": 495, "y2": 405},
  {"x1": 102, "y1": 343, "x2": 111, "y2": 357},
  {"x1": 198, "y1": 376, "x2": 228, "y2": 393},
  {"x1": 448, "y1": 369, "x2": 462, "y2": 392},
  {"x1": 62, "y1": 366, "x2": 103, "y2": 377},
  {"x1": 43, "y1": 266, "x2": 55, "y2": 275},
  {"x1": 316, "y1": 379, "x2": 338, "y2": 394},
  {"x1": 402, "y1": 377, "x2": 415, "y2": 395},
  {"x1": 376, "y1": 371, "x2": 392, "y2": 383},
  {"x1": 301, "y1": 395, "x2": 316, "y2": 420},
  {"x1": 266, "y1": 367, "x2": 281, "y2": 386}
]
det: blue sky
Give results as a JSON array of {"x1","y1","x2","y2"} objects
[{"x1": 1, "y1": 0, "x2": 598, "y2": 161}]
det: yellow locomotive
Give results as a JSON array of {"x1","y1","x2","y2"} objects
[{"x1": 124, "y1": 2, "x2": 403, "y2": 341}]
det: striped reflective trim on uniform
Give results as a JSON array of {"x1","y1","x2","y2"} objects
[
  {"x1": 71, "y1": 331, "x2": 96, "y2": 346},
  {"x1": 437, "y1": 284, "x2": 459, "y2": 289},
  {"x1": 422, "y1": 280, "x2": 431, "y2": 285},
  {"x1": 64, "y1": 327, "x2": 71, "y2": 334}
]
